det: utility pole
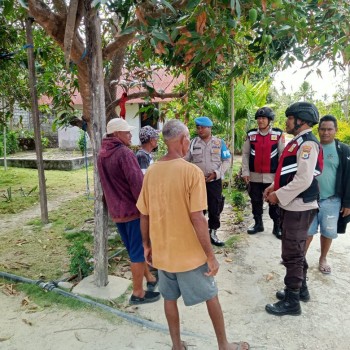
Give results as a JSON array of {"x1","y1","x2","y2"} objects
[{"x1": 25, "y1": 16, "x2": 48, "y2": 224}]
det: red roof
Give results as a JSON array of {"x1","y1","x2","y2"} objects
[{"x1": 39, "y1": 68, "x2": 184, "y2": 106}]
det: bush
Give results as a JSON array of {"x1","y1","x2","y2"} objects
[
  {"x1": 68, "y1": 239, "x2": 93, "y2": 280},
  {"x1": 336, "y1": 121, "x2": 350, "y2": 145},
  {"x1": 77, "y1": 130, "x2": 86, "y2": 155},
  {"x1": 232, "y1": 168, "x2": 247, "y2": 191},
  {"x1": 230, "y1": 190, "x2": 247, "y2": 209},
  {"x1": 0, "y1": 130, "x2": 20, "y2": 156}
]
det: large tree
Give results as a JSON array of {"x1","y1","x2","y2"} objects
[{"x1": 8, "y1": 0, "x2": 350, "y2": 285}]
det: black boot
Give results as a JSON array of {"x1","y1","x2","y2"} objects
[
  {"x1": 209, "y1": 229, "x2": 225, "y2": 247},
  {"x1": 272, "y1": 220, "x2": 282, "y2": 240},
  {"x1": 247, "y1": 216, "x2": 264, "y2": 234},
  {"x1": 266, "y1": 288, "x2": 301, "y2": 316},
  {"x1": 276, "y1": 280, "x2": 310, "y2": 302}
]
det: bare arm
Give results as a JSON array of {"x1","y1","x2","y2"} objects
[
  {"x1": 190, "y1": 211, "x2": 219, "y2": 276},
  {"x1": 241, "y1": 138, "x2": 251, "y2": 183},
  {"x1": 140, "y1": 214, "x2": 152, "y2": 266}
]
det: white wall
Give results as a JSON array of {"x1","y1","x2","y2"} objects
[{"x1": 123, "y1": 104, "x2": 141, "y2": 145}]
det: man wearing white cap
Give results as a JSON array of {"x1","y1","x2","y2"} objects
[{"x1": 97, "y1": 118, "x2": 160, "y2": 305}]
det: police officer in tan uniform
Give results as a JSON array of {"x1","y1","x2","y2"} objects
[
  {"x1": 264, "y1": 102, "x2": 323, "y2": 316},
  {"x1": 185, "y1": 116, "x2": 231, "y2": 246}
]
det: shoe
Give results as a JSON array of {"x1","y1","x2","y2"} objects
[
  {"x1": 247, "y1": 216, "x2": 264, "y2": 234},
  {"x1": 266, "y1": 288, "x2": 301, "y2": 316},
  {"x1": 272, "y1": 221, "x2": 282, "y2": 240},
  {"x1": 276, "y1": 280, "x2": 310, "y2": 302},
  {"x1": 146, "y1": 279, "x2": 158, "y2": 292},
  {"x1": 129, "y1": 291, "x2": 161, "y2": 305},
  {"x1": 210, "y1": 229, "x2": 225, "y2": 247}
]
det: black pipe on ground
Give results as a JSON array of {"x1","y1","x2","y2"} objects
[{"x1": 0, "y1": 271, "x2": 206, "y2": 339}]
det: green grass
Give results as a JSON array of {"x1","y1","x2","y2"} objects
[
  {"x1": 224, "y1": 234, "x2": 241, "y2": 249},
  {"x1": 0, "y1": 195, "x2": 95, "y2": 280},
  {"x1": 0, "y1": 167, "x2": 94, "y2": 214},
  {"x1": 1, "y1": 282, "x2": 127, "y2": 324},
  {"x1": 0, "y1": 187, "x2": 127, "y2": 283}
]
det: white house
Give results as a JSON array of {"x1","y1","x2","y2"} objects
[{"x1": 12, "y1": 68, "x2": 184, "y2": 150}]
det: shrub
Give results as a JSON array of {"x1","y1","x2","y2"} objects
[
  {"x1": 77, "y1": 130, "x2": 86, "y2": 155},
  {"x1": 232, "y1": 168, "x2": 247, "y2": 191},
  {"x1": 336, "y1": 121, "x2": 350, "y2": 145},
  {"x1": 0, "y1": 130, "x2": 20, "y2": 156},
  {"x1": 68, "y1": 240, "x2": 93, "y2": 280},
  {"x1": 231, "y1": 190, "x2": 247, "y2": 209}
]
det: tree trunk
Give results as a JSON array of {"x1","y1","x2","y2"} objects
[
  {"x1": 26, "y1": 16, "x2": 49, "y2": 224},
  {"x1": 84, "y1": 1, "x2": 109, "y2": 287},
  {"x1": 229, "y1": 78, "x2": 235, "y2": 189}
]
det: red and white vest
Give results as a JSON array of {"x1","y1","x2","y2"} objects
[{"x1": 247, "y1": 127, "x2": 283, "y2": 173}]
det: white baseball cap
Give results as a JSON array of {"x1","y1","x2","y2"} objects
[{"x1": 107, "y1": 118, "x2": 136, "y2": 134}]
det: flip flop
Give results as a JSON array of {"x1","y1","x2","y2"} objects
[
  {"x1": 319, "y1": 263, "x2": 331, "y2": 274},
  {"x1": 232, "y1": 341, "x2": 250, "y2": 350}
]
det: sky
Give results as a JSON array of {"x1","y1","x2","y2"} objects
[{"x1": 272, "y1": 61, "x2": 345, "y2": 101}]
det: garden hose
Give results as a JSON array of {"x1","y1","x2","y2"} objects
[{"x1": 0, "y1": 271, "x2": 207, "y2": 339}]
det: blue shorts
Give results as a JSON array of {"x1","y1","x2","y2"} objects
[
  {"x1": 308, "y1": 196, "x2": 341, "y2": 239},
  {"x1": 116, "y1": 219, "x2": 145, "y2": 263},
  {"x1": 158, "y1": 263, "x2": 218, "y2": 306}
]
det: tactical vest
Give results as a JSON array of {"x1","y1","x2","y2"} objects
[
  {"x1": 274, "y1": 132, "x2": 323, "y2": 203},
  {"x1": 247, "y1": 128, "x2": 283, "y2": 173}
]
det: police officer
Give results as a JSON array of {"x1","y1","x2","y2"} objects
[
  {"x1": 264, "y1": 102, "x2": 323, "y2": 316},
  {"x1": 242, "y1": 107, "x2": 284, "y2": 239},
  {"x1": 185, "y1": 116, "x2": 231, "y2": 246}
]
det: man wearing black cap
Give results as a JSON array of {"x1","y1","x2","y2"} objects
[
  {"x1": 264, "y1": 102, "x2": 323, "y2": 316},
  {"x1": 242, "y1": 107, "x2": 284, "y2": 239},
  {"x1": 185, "y1": 116, "x2": 231, "y2": 247}
]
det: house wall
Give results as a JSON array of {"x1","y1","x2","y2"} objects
[{"x1": 12, "y1": 102, "x2": 162, "y2": 150}]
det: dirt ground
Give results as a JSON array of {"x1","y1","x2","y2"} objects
[{"x1": 1, "y1": 201, "x2": 350, "y2": 350}]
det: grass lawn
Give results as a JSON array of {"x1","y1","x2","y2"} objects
[
  {"x1": 0, "y1": 166, "x2": 128, "y2": 283},
  {"x1": 0, "y1": 166, "x2": 93, "y2": 214}
]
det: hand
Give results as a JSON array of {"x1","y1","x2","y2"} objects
[
  {"x1": 205, "y1": 172, "x2": 217, "y2": 182},
  {"x1": 205, "y1": 256, "x2": 219, "y2": 276},
  {"x1": 144, "y1": 245, "x2": 153, "y2": 266},
  {"x1": 263, "y1": 185, "x2": 274, "y2": 201},
  {"x1": 341, "y1": 207, "x2": 350, "y2": 217},
  {"x1": 266, "y1": 191, "x2": 279, "y2": 205},
  {"x1": 242, "y1": 176, "x2": 250, "y2": 185}
]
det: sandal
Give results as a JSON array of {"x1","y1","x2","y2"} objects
[{"x1": 319, "y1": 263, "x2": 331, "y2": 274}]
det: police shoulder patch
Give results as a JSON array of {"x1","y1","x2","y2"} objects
[{"x1": 301, "y1": 145, "x2": 312, "y2": 159}]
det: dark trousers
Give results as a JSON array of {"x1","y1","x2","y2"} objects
[
  {"x1": 248, "y1": 182, "x2": 279, "y2": 221},
  {"x1": 280, "y1": 209, "x2": 317, "y2": 289},
  {"x1": 206, "y1": 179, "x2": 224, "y2": 230}
]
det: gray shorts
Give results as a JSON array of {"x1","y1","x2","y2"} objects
[{"x1": 158, "y1": 263, "x2": 218, "y2": 306}]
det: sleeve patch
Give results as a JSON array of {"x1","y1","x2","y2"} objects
[{"x1": 301, "y1": 145, "x2": 312, "y2": 159}]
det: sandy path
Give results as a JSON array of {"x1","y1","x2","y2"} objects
[
  {"x1": 0, "y1": 191, "x2": 84, "y2": 234},
  {"x1": 1, "y1": 205, "x2": 350, "y2": 349}
]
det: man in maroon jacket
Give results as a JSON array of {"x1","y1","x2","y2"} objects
[{"x1": 97, "y1": 118, "x2": 160, "y2": 305}]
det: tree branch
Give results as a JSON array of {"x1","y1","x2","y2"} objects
[
  {"x1": 52, "y1": 0, "x2": 67, "y2": 16},
  {"x1": 106, "y1": 90, "x2": 186, "y2": 117}
]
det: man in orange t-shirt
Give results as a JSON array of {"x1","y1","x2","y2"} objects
[{"x1": 137, "y1": 119, "x2": 249, "y2": 350}]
